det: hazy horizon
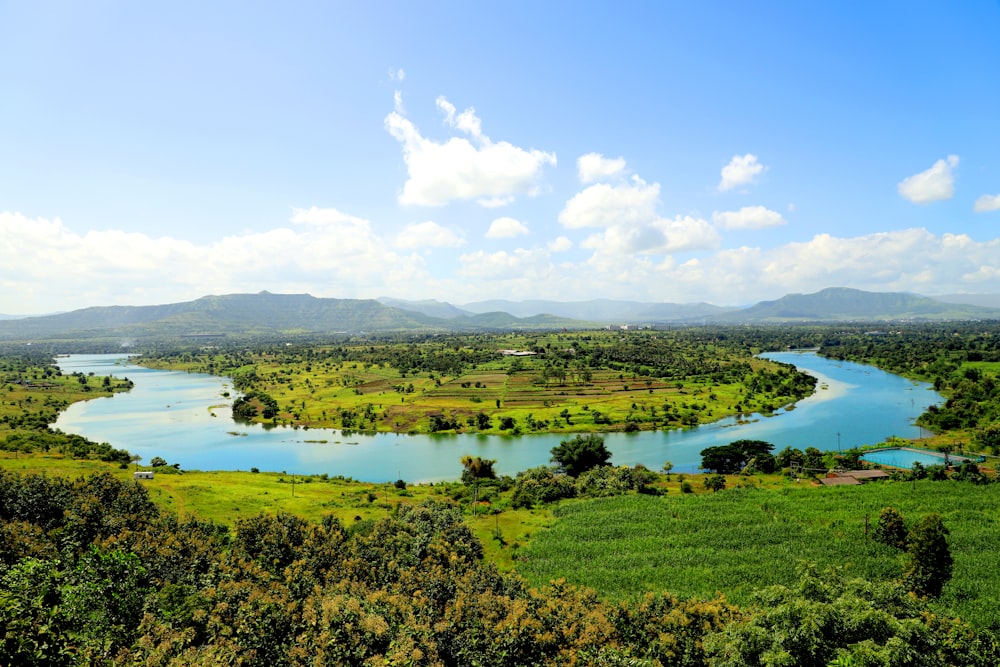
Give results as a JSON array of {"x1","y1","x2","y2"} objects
[{"x1": 2, "y1": 2, "x2": 999, "y2": 315}]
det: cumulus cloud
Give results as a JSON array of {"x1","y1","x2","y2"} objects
[
  {"x1": 388, "y1": 67, "x2": 405, "y2": 82},
  {"x1": 580, "y1": 215, "x2": 720, "y2": 256},
  {"x1": 577, "y1": 152, "x2": 626, "y2": 183},
  {"x1": 0, "y1": 210, "x2": 431, "y2": 313},
  {"x1": 718, "y1": 154, "x2": 766, "y2": 191},
  {"x1": 548, "y1": 236, "x2": 572, "y2": 252},
  {"x1": 384, "y1": 94, "x2": 557, "y2": 207},
  {"x1": 394, "y1": 221, "x2": 465, "y2": 249},
  {"x1": 559, "y1": 174, "x2": 719, "y2": 259},
  {"x1": 974, "y1": 194, "x2": 1000, "y2": 213},
  {"x1": 486, "y1": 217, "x2": 529, "y2": 239},
  {"x1": 898, "y1": 155, "x2": 959, "y2": 204},
  {"x1": 659, "y1": 228, "x2": 1000, "y2": 305},
  {"x1": 712, "y1": 206, "x2": 787, "y2": 230},
  {"x1": 559, "y1": 176, "x2": 660, "y2": 229}
]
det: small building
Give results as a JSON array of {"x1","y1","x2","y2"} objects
[
  {"x1": 840, "y1": 469, "x2": 890, "y2": 482},
  {"x1": 819, "y1": 475, "x2": 861, "y2": 486},
  {"x1": 819, "y1": 469, "x2": 890, "y2": 486},
  {"x1": 133, "y1": 471, "x2": 154, "y2": 480}
]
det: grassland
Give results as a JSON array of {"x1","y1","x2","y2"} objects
[
  {"x1": 518, "y1": 480, "x2": 1000, "y2": 628},
  {"x1": 0, "y1": 451, "x2": 553, "y2": 570}
]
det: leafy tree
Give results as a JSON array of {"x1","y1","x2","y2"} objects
[
  {"x1": 149, "y1": 456, "x2": 168, "y2": 468},
  {"x1": 904, "y1": 513, "x2": 953, "y2": 598},
  {"x1": 974, "y1": 421, "x2": 1000, "y2": 454},
  {"x1": 511, "y1": 466, "x2": 577, "y2": 508},
  {"x1": 550, "y1": 434, "x2": 612, "y2": 477},
  {"x1": 460, "y1": 455, "x2": 497, "y2": 485},
  {"x1": 872, "y1": 506, "x2": 908, "y2": 550},
  {"x1": 705, "y1": 563, "x2": 997, "y2": 667},
  {"x1": 704, "y1": 474, "x2": 726, "y2": 493},
  {"x1": 700, "y1": 440, "x2": 774, "y2": 474}
]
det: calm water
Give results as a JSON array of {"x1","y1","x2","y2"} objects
[
  {"x1": 861, "y1": 448, "x2": 966, "y2": 468},
  {"x1": 53, "y1": 352, "x2": 941, "y2": 482}
]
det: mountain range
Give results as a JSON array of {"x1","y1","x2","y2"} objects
[{"x1": 1, "y1": 288, "x2": 998, "y2": 344}]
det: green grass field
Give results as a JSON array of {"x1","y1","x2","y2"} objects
[
  {"x1": 517, "y1": 481, "x2": 1000, "y2": 628},
  {"x1": 0, "y1": 451, "x2": 551, "y2": 570}
]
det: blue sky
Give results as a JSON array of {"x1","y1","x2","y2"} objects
[{"x1": 2, "y1": 1, "x2": 999, "y2": 314}]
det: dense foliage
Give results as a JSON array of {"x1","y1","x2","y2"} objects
[
  {"x1": 2, "y1": 467, "x2": 997, "y2": 665},
  {"x1": 550, "y1": 434, "x2": 613, "y2": 477}
]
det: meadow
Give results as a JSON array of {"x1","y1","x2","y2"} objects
[
  {"x1": 518, "y1": 479, "x2": 1000, "y2": 628},
  {"x1": 0, "y1": 451, "x2": 554, "y2": 570}
]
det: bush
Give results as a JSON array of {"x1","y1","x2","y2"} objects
[{"x1": 872, "y1": 507, "x2": 907, "y2": 550}]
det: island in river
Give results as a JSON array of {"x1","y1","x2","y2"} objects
[{"x1": 134, "y1": 329, "x2": 818, "y2": 436}]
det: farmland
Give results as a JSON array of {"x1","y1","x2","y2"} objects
[
  {"x1": 136, "y1": 328, "x2": 819, "y2": 435},
  {"x1": 518, "y1": 479, "x2": 1000, "y2": 628}
]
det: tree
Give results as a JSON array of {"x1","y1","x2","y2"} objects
[
  {"x1": 661, "y1": 460, "x2": 674, "y2": 481},
  {"x1": 550, "y1": 434, "x2": 612, "y2": 477},
  {"x1": 974, "y1": 421, "x2": 1000, "y2": 455},
  {"x1": 704, "y1": 474, "x2": 726, "y2": 493},
  {"x1": 872, "y1": 506, "x2": 908, "y2": 550},
  {"x1": 904, "y1": 513, "x2": 953, "y2": 598},
  {"x1": 700, "y1": 440, "x2": 774, "y2": 474},
  {"x1": 460, "y1": 455, "x2": 497, "y2": 485}
]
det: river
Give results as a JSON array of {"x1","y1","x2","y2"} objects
[{"x1": 53, "y1": 352, "x2": 941, "y2": 482}]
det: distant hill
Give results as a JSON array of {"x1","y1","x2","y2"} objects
[
  {"x1": 933, "y1": 293, "x2": 1000, "y2": 309},
  {"x1": 717, "y1": 287, "x2": 1000, "y2": 322},
  {"x1": 2, "y1": 288, "x2": 999, "y2": 345},
  {"x1": 0, "y1": 292, "x2": 581, "y2": 343},
  {"x1": 376, "y1": 297, "x2": 473, "y2": 319},
  {"x1": 460, "y1": 298, "x2": 736, "y2": 323}
]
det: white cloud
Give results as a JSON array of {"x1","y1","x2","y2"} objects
[
  {"x1": 457, "y1": 248, "x2": 552, "y2": 281},
  {"x1": 660, "y1": 227, "x2": 1000, "y2": 304},
  {"x1": 974, "y1": 194, "x2": 1000, "y2": 213},
  {"x1": 580, "y1": 215, "x2": 720, "y2": 256},
  {"x1": 486, "y1": 217, "x2": 529, "y2": 239},
  {"x1": 395, "y1": 221, "x2": 465, "y2": 249},
  {"x1": 718, "y1": 154, "x2": 766, "y2": 191},
  {"x1": 559, "y1": 173, "x2": 719, "y2": 259},
  {"x1": 712, "y1": 206, "x2": 787, "y2": 230},
  {"x1": 559, "y1": 176, "x2": 660, "y2": 229},
  {"x1": 0, "y1": 210, "x2": 431, "y2": 313},
  {"x1": 548, "y1": 236, "x2": 572, "y2": 252},
  {"x1": 897, "y1": 155, "x2": 959, "y2": 204},
  {"x1": 384, "y1": 94, "x2": 557, "y2": 207},
  {"x1": 577, "y1": 152, "x2": 626, "y2": 183},
  {"x1": 388, "y1": 67, "x2": 405, "y2": 82}
]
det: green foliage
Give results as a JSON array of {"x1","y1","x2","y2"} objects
[
  {"x1": 701, "y1": 439, "x2": 775, "y2": 474},
  {"x1": 460, "y1": 455, "x2": 497, "y2": 485},
  {"x1": 704, "y1": 473, "x2": 727, "y2": 493},
  {"x1": 704, "y1": 563, "x2": 1000, "y2": 667},
  {"x1": 872, "y1": 506, "x2": 908, "y2": 550},
  {"x1": 1, "y1": 465, "x2": 999, "y2": 663},
  {"x1": 511, "y1": 466, "x2": 577, "y2": 508},
  {"x1": 904, "y1": 513, "x2": 953, "y2": 598},
  {"x1": 519, "y1": 482, "x2": 1000, "y2": 628},
  {"x1": 551, "y1": 434, "x2": 612, "y2": 477}
]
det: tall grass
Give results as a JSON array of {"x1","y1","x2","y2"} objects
[{"x1": 518, "y1": 480, "x2": 1000, "y2": 627}]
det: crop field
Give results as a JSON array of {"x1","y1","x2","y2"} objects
[{"x1": 517, "y1": 480, "x2": 1000, "y2": 628}]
